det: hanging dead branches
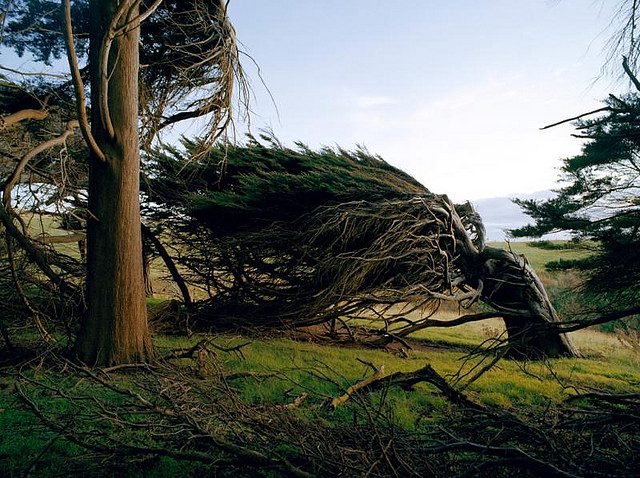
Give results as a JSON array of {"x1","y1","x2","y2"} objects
[
  {"x1": 173, "y1": 194, "x2": 574, "y2": 357},
  {"x1": 0, "y1": 84, "x2": 87, "y2": 343}
]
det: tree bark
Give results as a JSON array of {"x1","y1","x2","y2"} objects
[
  {"x1": 477, "y1": 247, "x2": 578, "y2": 359},
  {"x1": 75, "y1": 0, "x2": 152, "y2": 365}
]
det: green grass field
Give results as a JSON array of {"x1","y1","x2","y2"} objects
[
  {"x1": 1, "y1": 240, "x2": 637, "y2": 476},
  {"x1": 2, "y1": 323, "x2": 638, "y2": 476},
  {"x1": 487, "y1": 240, "x2": 592, "y2": 271}
]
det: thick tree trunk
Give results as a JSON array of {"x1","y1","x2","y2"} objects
[
  {"x1": 477, "y1": 247, "x2": 578, "y2": 359},
  {"x1": 75, "y1": 0, "x2": 152, "y2": 365}
]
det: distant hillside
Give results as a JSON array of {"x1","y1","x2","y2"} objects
[{"x1": 471, "y1": 191, "x2": 568, "y2": 242}]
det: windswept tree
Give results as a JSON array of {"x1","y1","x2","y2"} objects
[
  {"x1": 145, "y1": 137, "x2": 577, "y2": 358},
  {"x1": 1, "y1": 0, "x2": 245, "y2": 364}
]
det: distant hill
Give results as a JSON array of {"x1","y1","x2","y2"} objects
[{"x1": 471, "y1": 191, "x2": 568, "y2": 242}]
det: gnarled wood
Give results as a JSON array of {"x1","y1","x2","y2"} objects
[{"x1": 0, "y1": 107, "x2": 48, "y2": 130}]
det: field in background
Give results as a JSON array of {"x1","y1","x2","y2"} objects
[{"x1": 487, "y1": 240, "x2": 592, "y2": 270}]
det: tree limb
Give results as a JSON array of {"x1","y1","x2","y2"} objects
[
  {"x1": 540, "y1": 107, "x2": 612, "y2": 130},
  {"x1": 623, "y1": 55, "x2": 640, "y2": 92},
  {"x1": 556, "y1": 305, "x2": 640, "y2": 333},
  {"x1": 2, "y1": 120, "x2": 79, "y2": 211},
  {"x1": 0, "y1": 107, "x2": 48, "y2": 130},
  {"x1": 62, "y1": 0, "x2": 106, "y2": 161},
  {"x1": 142, "y1": 223, "x2": 193, "y2": 308}
]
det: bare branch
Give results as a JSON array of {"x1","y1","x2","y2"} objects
[
  {"x1": 62, "y1": 0, "x2": 105, "y2": 161},
  {"x1": 2, "y1": 120, "x2": 79, "y2": 211},
  {"x1": 623, "y1": 54, "x2": 640, "y2": 92},
  {"x1": 540, "y1": 107, "x2": 612, "y2": 130},
  {"x1": 0, "y1": 64, "x2": 65, "y2": 78},
  {"x1": 0, "y1": 107, "x2": 48, "y2": 130}
]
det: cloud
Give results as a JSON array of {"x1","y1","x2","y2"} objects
[{"x1": 354, "y1": 96, "x2": 396, "y2": 108}]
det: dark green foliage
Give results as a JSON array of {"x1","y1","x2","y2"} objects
[
  {"x1": 145, "y1": 136, "x2": 467, "y2": 329},
  {"x1": 3, "y1": 0, "x2": 239, "y2": 145},
  {"x1": 146, "y1": 136, "x2": 581, "y2": 363},
  {"x1": 147, "y1": 135, "x2": 428, "y2": 235},
  {"x1": 2, "y1": 0, "x2": 89, "y2": 64},
  {"x1": 3, "y1": 0, "x2": 226, "y2": 69},
  {"x1": 513, "y1": 94, "x2": 640, "y2": 309},
  {"x1": 528, "y1": 239, "x2": 582, "y2": 251}
]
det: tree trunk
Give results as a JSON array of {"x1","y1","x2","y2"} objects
[
  {"x1": 477, "y1": 247, "x2": 578, "y2": 359},
  {"x1": 75, "y1": 0, "x2": 152, "y2": 365}
]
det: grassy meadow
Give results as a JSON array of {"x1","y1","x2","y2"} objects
[{"x1": 1, "y1": 238, "x2": 638, "y2": 476}]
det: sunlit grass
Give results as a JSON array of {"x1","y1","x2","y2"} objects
[
  {"x1": 487, "y1": 240, "x2": 592, "y2": 271},
  {"x1": 3, "y1": 319, "x2": 638, "y2": 476}
]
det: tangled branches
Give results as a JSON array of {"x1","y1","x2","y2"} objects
[
  {"x1": 11, "y1": 349, "x2": 640, "y2": 477},
  {"x1": 0, "y1": 83, "x2": 88, "y2": 344},
  {"x1": 195, "y1": 195, "x2": 471, "y2": 328},
  {"x1": 148, "y1": 139, "x2": 576, "y2": 358}
]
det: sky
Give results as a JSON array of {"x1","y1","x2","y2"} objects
[
  {"x1": 227, "y1": 0, "x2": 625, "y2": 201},
  {"x1": 0, "y1": 1, "x2": 627, "y2": 202}
]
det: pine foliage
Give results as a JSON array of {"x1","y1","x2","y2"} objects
[{"x1": 513, "y1": 94, "x2": 640, "y2": 307}]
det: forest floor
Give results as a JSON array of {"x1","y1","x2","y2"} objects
[{"x1": 0, "y1": 241, "x2": 638, "y2": 476}]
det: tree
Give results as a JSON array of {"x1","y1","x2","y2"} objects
[
  {"x1": 74, "y1": 0, "x2": 150, "y2": 364},
  {"x1": 1, "y1": 0, "x2": 244, "y2": 364},
  {"x1": 513, "y1": 63, "x2": 640, "y2": 326},
  {"x1": 145, "y1": 137, "x2": 577, "y2": 358}
]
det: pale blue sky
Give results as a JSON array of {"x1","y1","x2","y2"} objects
[
  {"x1": 0, "y1": 1, "x2": 625, "y2": 201},
  {"x1": 228, "y1": 1, "x2": 623, "y2": 200}
]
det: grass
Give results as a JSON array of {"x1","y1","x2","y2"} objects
[
  {"x1": 1, "y1": 240, "x2": 636, "y2": 475},
  {"x1": 487, "y1": 240, "x2": 592, "y2": 271},
  {"x1": 2, "y1": 322, "x2": 638, "y2": 476}
]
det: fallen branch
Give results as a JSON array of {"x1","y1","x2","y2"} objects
[
  {"x1": 276, "y1": 393, "x2": 309, "y2": 410},
  {"x1": 331, "y1": 362, "x2": 385, "y2": 408},
  {"x1": 142, "y1": 223, "x2": 192, "y2": 308},
  {"x1": 364, "y1": 363, "x2": 482, "y2": 409},
  {"x1": 0, "y1": 107, "x2": 48, "y2": 130},
  {"x1": 166, "y1": 338, "x2": 251, "y2": 360},
  {"x1": 223, "y1": 370, "x2": 277, "y2": 381}
]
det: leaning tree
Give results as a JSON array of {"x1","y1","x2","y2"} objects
[
  {"x1": 146, "y1": 136, "x2": 577, "y2": 359},
  {"x1": 0, "y1": 0, "x2": 245, "y2": 364}
]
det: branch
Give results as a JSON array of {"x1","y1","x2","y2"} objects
[
  {"x1": 0, "y1": 107, "x2": 48, "y2": 130},
  {"x1": 422, "y1": 311, "x2": 502, "y2": 329},
  {"x1": 0, "y1": 64, "x2": 66, "y2": 79},
  {"x1": 2, "y1": 120, "x2": 79, "y2": 211},
  {"x1": 35, "y1": 232, "x2": 86, "y2": 244},
  {"x1": 62, "y1": 0, "x2": 106, "y2": 162},
  {"x1": 423, "y1": 441, "x2": 579, "y2": 478},
  {"x1": 114, "y1": 0, "x2": 163, "y2": 34},
  {"x1": 556, "y1": 306, "x2": 640, "y2": 333},
  {"x1": 540, "y1": 107, "x2": 612, "y2": 130},
  {"x1": 364, "y1": 363, "x2": 482, "y2": 409},
  {"x1": 389, "y1": 311, "x2": 502, "y2": 340},
  {"x1": 623, "y1": 55, "x2": 640, "y2": 92},
  {"x1": 331, "y1": 362, "x2": 385, "y2": 408},
  {"x1": 0, "y1": 204, "x2": 77, "y2": 295},
  {"x1": 98, "y1": 0, "x2": 135, "y2": 139},
  {"x1": 142, "y1": 223, "x2": 193, "y2": 308}
]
